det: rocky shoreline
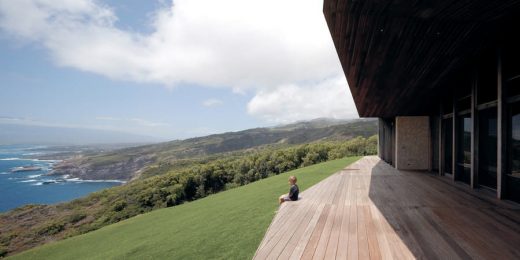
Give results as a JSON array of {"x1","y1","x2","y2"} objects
[{"x1": 47, "y1": 154, "x2": 156, "y2": 181}]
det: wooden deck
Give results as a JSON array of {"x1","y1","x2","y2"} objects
[{"x1": 253, "y1": 156, "x2": 520, "y2": 260}]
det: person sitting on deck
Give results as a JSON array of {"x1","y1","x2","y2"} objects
[{"x1": 278, "y1": 176, "x2": 299, "y2": 205}]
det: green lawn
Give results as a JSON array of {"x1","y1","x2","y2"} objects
[{"x1": 11, "y1": 157, "x2": 359, "y2": 260}]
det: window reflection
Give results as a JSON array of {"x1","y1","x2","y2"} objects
[
  {"x1": 510, "y1": 103, "x2": 520, "y2": 177},
  {"x1": 478, "y1": 108, "x2": 497, "y2": 189},
  {"x1": 460, "y1": 116, "x2": 472, "y2": 165},
  {"x1": 457, "y1": 114, "x2": 471, "y2": 184},
  {"x1": 442, "y1": 118, "x2": 453, "y2": 175}
]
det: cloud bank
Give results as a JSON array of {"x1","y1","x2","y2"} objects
[
  {"x1": 0, "y1": 0, "x2": 358, "y2": 123},
  {"x1": 247, "y1": 76, "x2": 358, "y2": 123},
  {"x1": 95, "y1": 117, "x2": 169, "y2": 127},
  {"x1": 202, "y1": 98, "x2": 223, "y2": 107}
]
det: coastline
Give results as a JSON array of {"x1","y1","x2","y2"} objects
[{"x1": 0, "y1": 145, "x2": 125, "y2": 212}]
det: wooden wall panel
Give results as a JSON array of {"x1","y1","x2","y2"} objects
[{"x1": 323, "y1": 0, "x2": 520, "y2": 117}]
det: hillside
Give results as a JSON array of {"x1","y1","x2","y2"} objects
[
  {"x1": 9, "y1": 157, "x2": 360, "y2": 259},
  {"x1": 0, "y1": 138, "x2": 376, "y2": 256},
  {"x1": 49, "y1": 119, "x2": 376, "y2": 181}
]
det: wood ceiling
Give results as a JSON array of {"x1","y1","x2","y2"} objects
[{"x1": 324, "y1": 0, "x2": 520, "y2": 117}]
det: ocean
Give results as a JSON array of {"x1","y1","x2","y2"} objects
[{"x1": 0, "y1": 145, "x2": 123, "y2": 212}]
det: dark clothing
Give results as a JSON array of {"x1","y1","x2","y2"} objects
[{"x1": 289, "y1": 184, "x2": 299, "y2": 201}]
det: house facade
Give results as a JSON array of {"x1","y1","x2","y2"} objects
[{"x1": 324, "y1": 0, "x2": 520, "y2": 203}]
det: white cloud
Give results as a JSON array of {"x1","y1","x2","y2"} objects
[
  {"x1": 0, "y1": 115, "x2": 168, "y2": 130},
  {"x1": 0, "y1": 116, "x2": 71, "y2": 128},
  {"x1": 0, "y1": 116, "x2": 120, "y2": 132},
  {"x1": 0, "y1": 0, "x2": 359, "y2": 123},
  {"x1": 202, "y1": 98, "x2": 223, "y2": 107},
  {"x1": 94, "y1": 116, "x2": 119, "y2": 121},
  {"x1": 129, "y1": 118, "x2": 169, "y2": 127},
  {"x1": 0, "y1": 116, "x2": 35, "y2": 123},
  {"x1": 95, "y1": 116, "x2": 168, "y2": 127},
  {"x1": 247, "y1": 76, "x2": 358, "y2": 123}
]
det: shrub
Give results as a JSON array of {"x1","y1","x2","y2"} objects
[
  {"x1": 3, "y1": 135, "x2": 378, "y2": 255},
  {"x1": 0, "y1": 232, "x2": 15, "y2": 246},
  {"x1": 112, "y1": 201, "x2": 127, "y2": 212},
  {"x1": 67, "y1": 212, "x2": 87, "y2": 224},
  {"x1": 37, "y1": 222, "x2": 65, "y2": 236}
]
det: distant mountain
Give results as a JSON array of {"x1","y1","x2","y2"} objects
[
  {"x1": 273, "y1": 118, "x2": 360, "y2": 130},
  {"x1": 0, "y1": 124, "x2": 160, "y2": 145},
  {"x1": 1, "y1": 119, "x2": 378, "y2": 256},
  {"x1": 50, "y1": 118, "x2": 377, "y2": 181}
]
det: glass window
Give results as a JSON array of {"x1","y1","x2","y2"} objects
[
  {"x1": 457, "y1": 114, "x2": 471, "y2": 184},
  {"x1": 459, "y1": 116, "x2": 472, "y2": 165},
  {"x1": 503, "y1": 31, "x2": 520, "y2": 203},
  {"x1": 507, "y1": 101, "x2": 520, "y2": 203},
  {"x1": 510, "y1": 103, "x2": 520, "y2": 177},
  {"x1": 443, "y1": 118, "x2": 453, "y2": 175},
  {"x1": 432, "y1": 117, "x2": 440, "y2": 171},
  {"x1": 478, "y1": 107, "x2": 497, "y2": 189}
]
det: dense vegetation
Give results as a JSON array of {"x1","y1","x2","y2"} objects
[
  {"x1": 0, "y1": 136, "x2": 376, "y2": 257},
  {"x1": 50, "y1": 119, "x2": 377, "y2": 181},
  {"x1": 10, "y1": 157, "x2": 360, "y2": 260}
]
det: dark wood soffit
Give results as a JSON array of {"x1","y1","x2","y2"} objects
[{"x1": 324, "y1": 0, "x2": 520, "y2": 117}]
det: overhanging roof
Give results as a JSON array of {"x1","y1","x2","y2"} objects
[{"x1": 324, "y1": 0, "x2": 520, "y2": 117}]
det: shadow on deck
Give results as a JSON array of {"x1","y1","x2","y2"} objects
[{"x1": 253, "y1": 156, "x2": 520, "y2": 259}]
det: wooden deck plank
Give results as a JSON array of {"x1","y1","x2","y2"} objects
[
  {"x1": 323, "y1": 174, "x2": 347, "y2": 259},
  {"x1": 366, "y1": 174, "x2": 413, "y2": 260},
  {"x1": 271, "y1": 175, "x2": 335, "y2": 259},
  {"x1": 347, "y1": 193, "x2": 358, "y2": 260},
  {"x1": 282, "y1": 204, "x2": 324, "y2": 260},
  {"x1": 335, "y1": 203, "x2": 351, "y2": 260},
  {"x1": 357, "y1": 205, "x2": 370, "y2": 260},
  {"x1": 287, "y1": 204, "x2": 325, "y2": 260},
  {"x1": 286, "y1": 177, "x2": 341, "y2": 260},
  {"x1": 368, "y1": 204, "x2": 394, "y2": 260},
  {"x1": 335, "y1": 174, "x2": 353, "y2": 260},
  {"x1": 299, "y1": 205, "x2": 331, "y2": 259},
  {"x1": 312, "y1": 204, "x2": 337, "y2": 260},
  {"x1": 403, "y1": 207, "x2": 460, "y2": 259},
  {"x1": 431, "y1": 206, "x2": 499, "y2": 259},
  {"x1": 377, "y1": 205, "x2": 415, "y2": 260},
  {"x1": 301, "y1": 175, "x2": 344, "y2": 259},
  {"x1": 419, "y1": 208, "x2": 472, "y2": 259},
  {"x1": 253, "y1": 156, "x2": 520, "y2": 260},
  {"x1": 265, "y1": 204, "x2": 319, "y2": 259},
  {"x1": 257, "y1": 178, "x2": 336, "y2": 259},
  {"x1": 363, "y1": 205, "x2": 382, "y2": 260}
]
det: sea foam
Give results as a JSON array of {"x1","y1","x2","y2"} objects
[
  {"x1": 19, "y1": 180, "x2": 38, "y2": 183},
  {"x1": 66, "y1": 178, "x2": 126, "y2": 184}
]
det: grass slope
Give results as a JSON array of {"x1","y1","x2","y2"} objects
[{"x1": 11, "y1": 157, "x2": 359, "y2": 260}]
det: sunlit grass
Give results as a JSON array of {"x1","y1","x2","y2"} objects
[{"x1": 11, "y1": 157, "x2": 359, "y2": 260}]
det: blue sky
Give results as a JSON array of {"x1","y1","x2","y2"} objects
[
  {"x1": 0, "y1": 0, "x2": 357, "y2": 140},
  {"x1": 0, "y1": 35, "x2": 261, "y2": 139}
]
